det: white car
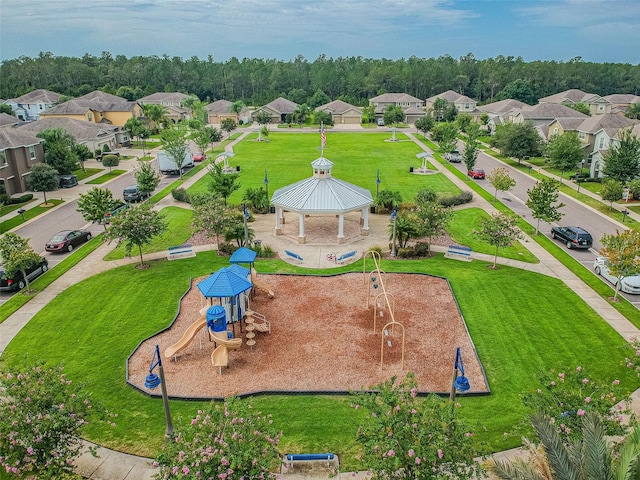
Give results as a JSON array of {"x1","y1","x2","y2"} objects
[{"x1": 593, "y1": 257, "x2": 640, "y2": 295}]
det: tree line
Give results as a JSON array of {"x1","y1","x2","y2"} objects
[{"x1": 2, "y1": 51, "x2": 639, "y2": 107}]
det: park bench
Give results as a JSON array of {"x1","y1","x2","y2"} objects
[
  {"x1": 167, "y1": 244, "x2": 196, "y2": 261},
  {"x1": 337, "y1": 250, "x2": 357, "y2": 264},
  {"x1": 284, "y1": 250, "x2": 303, "y2": 264},
  {"x1": 444, "y1": 245, "x2": 473, "y2": 262}
]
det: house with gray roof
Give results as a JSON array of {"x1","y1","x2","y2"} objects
[
  {"x1": 509, "y1": 103, "x2": 588, "y2": 126},
  {"x1": 479, "y1": 99, "x2": 528, "y2": 134},
  {"x1": 315, "y1": 100, "x2": 362, "y2": 125},
  {"x1": 425, "y1": 90, "x2": 478, "y2": 117},
  {"x1": 41, "y1": 96, "x2": 142, "y2": 130},
  {"x1": 0, "y1": 113, "x2": 20, "y2": 128},
  {"x1": 206, "y1": 100, "x2": 251, "y2": 124},
  {"x1": 16, "y1": 117, "x2": 126, "y2": 152},
  {"x1": 0, "y1": 128, "x2": 45, "y2": 195},
  {"x1": 576, "y1": 113, "x2": 639, "y2": 153},
  {"x1": 4, "y1": 89, "x2": 62, "y2": 121},
  {"x1": 75, "y1": 91, "x2": 127, "y2": 103},
  {"x1": 603, "y1": 94, "x2": 640, "y2": 115},
  {"x1": 251, "y1": 97, "x2": 298, "y2": 124},
  {"x1": 137, "y1": 92, "x2": 191, "y2": 107},
  {"x1": 538, "y1": 89, "x2": 612, "y2": 115},
  {"x1": 589, "y1": 123, "x2": 640, "y2": 178},
  {"x1": 369, "y1": 93, "x2": 424, "y2": 124}
]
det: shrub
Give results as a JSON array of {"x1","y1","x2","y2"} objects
[
  {"x1": 397, "y1": 247, "x2": 414, "y2": 258},
  {"x1": 171, "y1": 187, "x2": 190, "y2": 203},
  {"x1": 367, "y1": 245, "x2": 383, "y2": 256},
  {"x1": 0, "y1": 193, "x2": 9, "y2": 205},
  {"x1": 254, "y1": 243, "x2": 275, "y2": 258},
  {"x1": 218, "y1": 242, "x2": 237, "y2": 256},
  {"x1": 439, "y1": 191, "x2": 473, "y2": 207},
  {"x1": 102, "y1": 144, "x2": 110, "y2": 152},
  {"x1": 413, "y1": 242, "x2": 431, "y2": 257},
  {"x1": 628, "y1": 179, "x2": 640, "y2": 198},
  {"x1": 16, "y1": 193, "x2": 34, "y2": 203}
]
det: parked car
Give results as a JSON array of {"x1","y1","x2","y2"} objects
[
  {"x1": 467, "y1": 167, "x2": 485, "y2": 179},
  {"x1": 58, "y1": 174, "x2": 78, "y2": 188},
  {"x1": 123, "y1": 184, "x2": 150, "y2": 203},
  {"x1": 0, "y1": 257, "x2": 49, "y2": 292},
  {"x1": 192, "y1": 152, "x2": 205, "y2": 162},
  {"x1": 593, "y1": 256, "x2": 640, "y2": 295},
  {"x1": 96, "y1": 151, "x2": 120, "y2": 162},
  {"x1": 550, "y1": 226, "x2": 593, "y2": 250},
  {"x1": 445, "y1": 150, "x2": 462, "y2": 163},
  {"x1": 104, "y1": 201, "x2": 129, "y2": 224},
  {"x1": 45, "y1": 230, "x2": 92, "y2": 253}
]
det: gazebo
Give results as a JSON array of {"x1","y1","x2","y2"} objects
[{"x1": 271, "y1": 157, "x2": 373, "y2": 244}]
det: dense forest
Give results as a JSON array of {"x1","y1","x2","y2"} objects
[{"x1": 1, "y1": 52, "x2": 639, "y2": 107}]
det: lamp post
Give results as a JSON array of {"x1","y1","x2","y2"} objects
[
  {"x1": 376, "y1": 169, "x2": 381, "y2": 199},
  {"x1": 390, "y1": 206, "x2": 398, "y2": 257},
  {"x1": 243, "y1": 204, "x2": 250, "y2": 246},
  {"x1": 145, "y1": 344, "x2": 174, "y2": 439},
  {"x1": 449, "y1": 347, "x2": 470, "y2": 403},
  {"x1": 264, "y1": 169, "x2": 269, "y2": 204}
]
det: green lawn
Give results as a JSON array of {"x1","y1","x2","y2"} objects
[
  {"x1": 74, "y1": 167, "x2": 104, "y2": 181},
  {"x1": 187, "y1": 132, "x2": 462, "y2": 203},
  {"x1": 1, "y1": 252, "x2": 634, "y2": 470},
  {"x1": 86, "y1": 169, "x2": 127, "y2": 184},
  {"x1": 0, "y1": 199, "x2": 64, "y2": 233}
]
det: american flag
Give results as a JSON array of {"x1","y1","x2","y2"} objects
[{"x1": 321, "y1": 123, "x2": 326, "y2": 149}]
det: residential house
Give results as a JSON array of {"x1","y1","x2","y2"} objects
[
  {"x1": 206, "y1": 100, "x2": 251, "y2": 125},
  {"x1": 41, "y1": 90, "x2": 142, "y2": 132},
  {"x1": 251, "y1": 97, "x2": 298, "y2": 124},
  {"x1": 477, "y1": 99, "x2": 527, "y2": 133},
  {"x1": 576, "y1": 113, "x2": 638, "y2": 156},
  {"x1": 4, "y1": 89, "x2": 62, "y2": 121},
  {"x1": 369, "y1": 93, "x2": 424, "y2": 124},
  {"x1": 315, "y1": 100, "x2": 362, "y2": 125},
  {"x1": 545, "y1": 117, "x2": 587, "y2": 140},
  {"x1": 16, "y1": 117, "x2": 127, "y2": 153},
  {"x1": 589, "y1": 123, "x2": 640, "y2": 178},
  {"x1": 0, "y1": 128, "x2": 44, "y2": 195},
  {"x1": 509, "y1": 103, "x2": 588, "y2": 127},
  {"x1": 602, "y1": 94, "x2": 640, "y2": 116},
  {"x1": 425, "y1": 90, "x2": 478, "y2": 118},
  {"x1": 0, "y1": 113, "x2": 20, "y2": 128},
  {"x1": 538, "y1": 89, "x2": 612, "y2": 115},
  {"x1": 138, "y1": 92, "x2": 191, "y2": 123}
]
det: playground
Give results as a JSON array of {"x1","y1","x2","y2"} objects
[{"x1": 127, "y1": 270, "x2": 489, "y2": 399}]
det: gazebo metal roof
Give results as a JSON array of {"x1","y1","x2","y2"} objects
[{"x1": 271, "y1": 157, "x2": 373, "y2": 214}]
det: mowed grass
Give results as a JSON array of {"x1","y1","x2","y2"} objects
[
  {"x1": 1, "y1": 252, "x2": 634, "y2": 469},
  {"x1": 187, "y1": 132, "x2": 462, "y2": 203}
]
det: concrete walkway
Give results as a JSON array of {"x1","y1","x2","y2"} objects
[{"x1": 1, "y1": 129, "x2": 639, "y2": 479}]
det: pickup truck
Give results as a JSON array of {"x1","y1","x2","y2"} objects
[
  {"x1": 103, "y1": 201, "x2": 129, "y2": 224},
  {"x1": 444, "y1": 150, "x2": 462, "y2": 163}
]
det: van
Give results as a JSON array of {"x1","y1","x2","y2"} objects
[
  {"x1": 377, "y1": 118, "x2": 385, "y2": 126},
  {"x1": 123, "y1": 184, "x2": 150, "y2": 203},
  {"x1": 58, "y1": 174, "x2": 78, "y2": 188}
]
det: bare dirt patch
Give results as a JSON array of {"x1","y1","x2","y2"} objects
[{"x1": 127, "y1": 272, "x2": 488, "y2": 398}]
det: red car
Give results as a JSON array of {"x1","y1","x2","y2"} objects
[
  {"x1": 45, "y1": 230, "x2": 92, "y2": 253},
  {"x1": 192, "y1": 152, "x2": 205, "y2": 162},
  {"x1": 468, "y1": 167, "x2": 485, "y2": 179}
]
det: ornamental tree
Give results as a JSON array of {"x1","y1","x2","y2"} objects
[
  {"x1": 462, "y1": 123, "x2": 481, "y2": 173},
  {"x1": 26, "y1": 162, "x2": 59, "y2": 204},
  {"x1": 77, "y1": 187, "x2": 120, "y2": 230},
  {"x1": 602, "y1": 127, "x2": 640, "y2": 183},
  {"x1": 487, "y1": 167, "x2": 516, "y2": 201},
  {"x1": 547, "y1": 131, "x2": 584, "y2": 182},
  {"x1": 207, "y1": 162, "x2": 241, "y2": 206},
  {"x1": 221, "y1": 118, "x2": 237, "y2": 139},
  {"x1": 134, "y1": 160, "x2": 161, "y2": 197},
  {"x1": 0, "y1": 362, "x2": 116, "y2": 479},
  {"x1": 351, "y1": 373, "x2": 477, "y2": 480},
  {"x1": 600, "y1": 229, "x2": 640, "y2": 301},
  {"x1": 191, "y1": 193, "x2": 232, "y2": 246},
  {"x1": 161, "y1": 126, "x2": 190, "y2": 179},
  {"x1": 473, "y1": 212, "x2": 522, "y2": 269},
  {"x1": 413, "y1": 200, "x2": 453, "y2": 253},
  {"x1": 0, "y1": 232, "x2": 44, "y2": 293},
  {"x1": 431, "y1": 122, "x2": 458, "y2": 154},
  {"x1": 525, "y1": 178, "x2": 565, "y2": 235},
  {"x1": 153, "y1": 397, "x2": 282, "y2": 480},
  {"x1": 103, "y1": 203, "x2": 167, "y2": 267},
  {"x1": 600, "y1": 178, "x2": 624, "y2": 210}
]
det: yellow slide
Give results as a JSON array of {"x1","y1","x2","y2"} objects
[
  {"x1": 164, "y1": 317, "x2": 208, "y2": 359},
  {"x1": 210, "y1": 331, "x2": 243, "y2": 374},
  {"x1": 251, "y1": 269, "x2": 275, "y2": 298}
]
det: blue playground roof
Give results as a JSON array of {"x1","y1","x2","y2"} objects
[
  {"x1": 229, "y1": 247, "x2": 257, "y2": 264},
  {"x1": 197, "y1": 267, "x2": 253, "y2": 298}
]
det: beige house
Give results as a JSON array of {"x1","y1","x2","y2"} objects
[
  {"x1": 603, "y1": 94, "x2": 640, "y2": 115},
  {"x1": 425, "y1": 90, "x2": 478, "y2": 117},
  {"x1": 575, "y1": 113, "x2": 639, "y2": 154},
  {"x1": 0, "y1": 113, "x2": 20, "y2": 128},
  {"x1": 509, "y1": 103, "x2": 588, "y2": 126},
  {"x1": 315, "y1": 100, "x2": 362, "y2": 125},
  {"x1": 478, "y1": 99, "x2": 528, "y2": 133},
  {"x1": 137, "y1": 92, "x2": 191, "y2": 107},
  {"x1": 369, "y1": 93, "x2": 424, "y2": 123},
  {"x1": 206, "y1": 100, "x2": 251, "y2": 124},
  {"x1": 0, "y1": 128, "x2": 45, "y2": 195},
  {"x1": 251, "y1": 97, "x2": 298, "y2": 124},
  {"x1": 16, "y1": 117, "x2": 127, "y2": 152},
  {"x1": 545, "y1": 117, "x2": 588, "y2": 140},
  {"x1": 538, "y1": 89, "x2": 612, "y2": 115}
]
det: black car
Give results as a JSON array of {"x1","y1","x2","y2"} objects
[
  {"x1": 0, "y1": 258, "x2": 49, "y2": 292},
  {"x1": 123, "y1": 184, "x2": 150, "y2": 203},
  {"x1": 550, "y1": 226, "x2": 593, "y2": 250}
]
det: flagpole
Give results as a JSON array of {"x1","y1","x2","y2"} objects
[{"x1": 320, "y1": 122, "x2": 326, "y2": 157}]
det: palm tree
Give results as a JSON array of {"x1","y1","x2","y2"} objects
[{"x1": 486, "y1": 411, "x2": 640, "y2": 479}]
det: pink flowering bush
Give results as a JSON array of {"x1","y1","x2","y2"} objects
[
  {"x1": 351, "y1": 373, "x2": 477, "y2": 480},
  {"x1": 154, "y1": 397, "x2": 282, "y2": 480},
  {"x1": 0, "y1": 362, "x2": 116, "y2": 479},
  {"x1": 521, "y1": 365, "x2": 629, "y2": 440}
]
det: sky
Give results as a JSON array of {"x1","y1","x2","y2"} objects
[{"x1": 1, "y1": 0, "x2": 639, "y2": 64}]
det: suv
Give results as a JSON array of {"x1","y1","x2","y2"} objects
[
  {"x1": 58, "y1": 174, "x2": 78, "y2": 188},
  {"x1": 445, "y1": 150, "x2": 462, "y2": 163},
  {"x1": 123, "y1": 184, "x2": 150, "y2": 203},
  {"x1": 96, "y1": 151, "x2": 121, "y2": 162},
  {"x1": 0, "y1": 257, "x2": 49, "y2": 292},
  {"x1": 551, "y1": 226, "x2": 593, "y2": 250}
]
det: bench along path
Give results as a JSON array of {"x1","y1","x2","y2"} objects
[
  {"x1": 167, "y1": 244, "x2": 196, "y2": 260},
  {"x1": 444, "y1": 244, "x2": 473, "y2": 262}
]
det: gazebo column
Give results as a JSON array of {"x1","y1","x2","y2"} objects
[
  {"x1": 337, "y1": 214, "x2": 345, "y2": 244},
  {"x1": 274, "y1": 207, "x2": 283, "y2": 236},
  {"x1": 361, "y1": 207, "x2": 370, "y2": 236},
  {"x1": 298, "y1": 212, "x2": 306, "y2": 244}
]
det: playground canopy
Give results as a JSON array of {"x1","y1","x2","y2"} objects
[
  {"x1": 197, "y1": 266, "x2": 253, "y2": 299},
  {"x1": 229, "y1": 247, "x2": 257, "y2": 266}
]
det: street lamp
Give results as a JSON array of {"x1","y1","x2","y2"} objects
[
  {"x1": 390, "y1": 206, "x2": 398, "y2": 257},
  {"x1": 243, "y1": 204, "x2": 250, "y2": 246},
  {"x1": 264, "y1": 169, "x2": 269, "y2": 204},
  {"x1": 145, "y1": 344, "x2": 174, "y2": 439},
  {"x1": 449, "y1": 347, "x2": 470, "y2": 403},
  {"x1": 376, "y1": 169, "x2": 381, "y2": 199}
]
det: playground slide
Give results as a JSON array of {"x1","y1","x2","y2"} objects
[
  {"x1": 210, "y1": 331, "x2": 243, "y2": 350},
  {"x1": 251, "y1": 270, "x2": 275, "y2": 298},
  {"x1": 164, "y1": 317, "x2": 207, "y2": 359},
  {"x1": 211, "y1": 345, "x2": 229, "y2": 374}
]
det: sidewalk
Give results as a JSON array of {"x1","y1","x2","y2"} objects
[{"x1": 1, "y1": 129, "x2": 639, "y2": 479}]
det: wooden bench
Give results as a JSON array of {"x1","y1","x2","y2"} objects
[
  {"x1": 444, "y1": 245, "x2": 473, "y2": 262},
  {"x1": 167, "y1": 244, "x2": 195, "y2": 261},
  {"x1": 284, "y1": 250, "x2": 303, "y2": 263},
  {"x1": 337, "y1": 250, "x2": 357, "y2": 264}
]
